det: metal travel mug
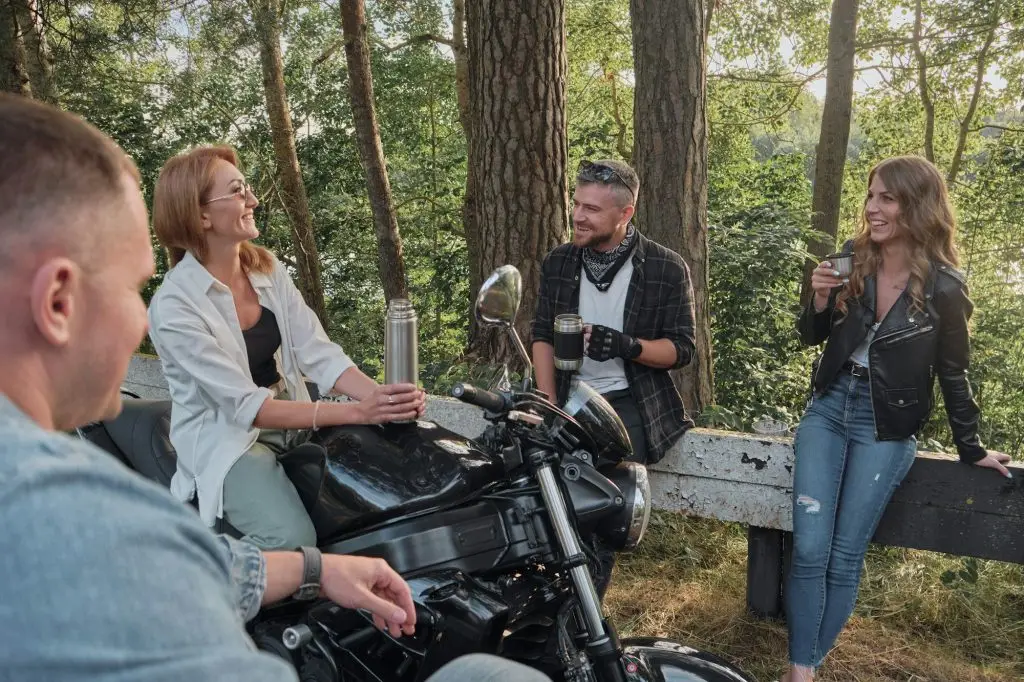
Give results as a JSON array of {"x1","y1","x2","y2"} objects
[
  {"x1": 384, "y1": 298, "x2": 418, "y2": 387},
  {"x1": 826, "y1": 252, "x2": 855, "y2": 283},
  {"x1": 553, "y1": 313, "x2": 585, "y2": 371}
]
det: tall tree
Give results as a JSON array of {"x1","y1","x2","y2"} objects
[
  {"x1": 450, "y1": 0, "x2": 483, "y2": 333},
  {"x1": 630, "y1": 0, "x2": 713, "y2": 413},
  {"x1": 13, "y1": 0, "x2": 53, "y2": 103},
  {"x1": 340, "y1": 0, "x2": 408, "y2": 302},
  {"x1": 466, "y1": 0, "x2": 569, "y2": 359},
  {"x1": 799, "y1": 0, "x2": 859, "y2": 307},
  {"x1": 0, "y1": 0, "x2": 30, "y2": 96},
  {"x1": 249, "y1": 0, "x2": 327, "y2": 324}
]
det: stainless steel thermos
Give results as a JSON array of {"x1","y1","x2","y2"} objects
[
  {"x1": 553, "y1": 313, "x2": 585, "y2": 371},
  {"x1": 384, "y1": 298, "x2": 418, "y2": 387}
]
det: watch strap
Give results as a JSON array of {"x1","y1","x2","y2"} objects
[{"x1": 292, "y1": 546, "x2": 322, "y2": 601}]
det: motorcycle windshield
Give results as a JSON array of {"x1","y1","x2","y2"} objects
[{"x1": 561, "y1": 377, "x2": 633, "y2": 462}]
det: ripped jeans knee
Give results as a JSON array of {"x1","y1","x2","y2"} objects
[{"x1": 796, "y1": 494, "x2": 821, "y2": 514}]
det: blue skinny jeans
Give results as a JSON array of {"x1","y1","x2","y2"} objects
[{"x1": 786, "y1": 370, "x2": 917, "y2": 668}]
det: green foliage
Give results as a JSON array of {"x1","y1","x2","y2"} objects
[
  {"x1": 705, "y1": 154, "x2": 819, "y2": 430},
  {"x1": 34, "y1": 0, "x2": 1024, "y2": 455}
]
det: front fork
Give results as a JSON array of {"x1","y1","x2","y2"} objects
[{"x1": 531, "y1": 450, "x2": 627, "y2": 682}]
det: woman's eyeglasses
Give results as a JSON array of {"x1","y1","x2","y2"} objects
[{"x1": 204, "y1": 182, "x2": 252, "y2": 204}]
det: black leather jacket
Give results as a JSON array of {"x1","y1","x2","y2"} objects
[{"x1": 798, "y1": 260, "x2": 986, "y2": 463}]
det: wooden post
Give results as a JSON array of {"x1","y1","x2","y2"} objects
[{"x1": 746, "y1": 526, "x2": 785, "y2": 619}]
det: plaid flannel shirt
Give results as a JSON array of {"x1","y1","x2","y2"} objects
[{"x1": 531, "y1": 231, "x2": 696, "y2": 462}]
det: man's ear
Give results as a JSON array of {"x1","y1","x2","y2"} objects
[
  {"x1": 29, "y1": 258, "x2": 79, "y2": 347},
  {"x1": 621, "y1": 203, "x2": 635, "y2": 225}
]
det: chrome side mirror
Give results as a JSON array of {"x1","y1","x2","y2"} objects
[
  {"x1": 475, "y1": 264, "x2": 522, "y2": 328},
  {"x1": 475, "y1": 265, "x2": 532, "y2": 391}
]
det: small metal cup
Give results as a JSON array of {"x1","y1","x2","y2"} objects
[
  {"x1": 553, "y1": 314, "x2": 585, "y2": 371},
  {"x1": 826, "y1": 252, "x2": 854, "y2": 283}
]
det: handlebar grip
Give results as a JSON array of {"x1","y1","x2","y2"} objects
[{"x1": 451, "y1": 383, "x2": 509, "y2": 413}]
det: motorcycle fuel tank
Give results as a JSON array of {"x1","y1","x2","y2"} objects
[{"x1": 304, "y1": 420, "x2": 504, "y2": 540}]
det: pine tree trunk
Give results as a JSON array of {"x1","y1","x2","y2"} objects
[
  {"x1": 630, "y1": 0, "x2": 713, "y2": 413},
  {"x1": 340, "y1": 0, "x2": 408, "y2": 302},
  {"x1": 799, "y1": 0, "x2": 859, "y2": 307},
  {"x1": 452, "y1": 0, "x2": 485, "y2": 342},
  {"x1": 13, "y1": 0, "x2": 53, "y2": 103},
  {"x1": 466, "y1": 0, "x2": 569, "y2": 362},
  {"x1": 250, "y1": 0, "x2": 327, "y2": 325},
  {"x1": 0, "y1": 1, "x2": 30, "y2": 96}
]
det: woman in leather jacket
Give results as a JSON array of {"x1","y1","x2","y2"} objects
[{"x1": 780, "y1": 156, "x2": 1011, "y2": 682}]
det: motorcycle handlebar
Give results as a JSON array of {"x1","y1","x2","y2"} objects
[{"x1": 450, "y1": 383, "x2": 509, "y2": 413}]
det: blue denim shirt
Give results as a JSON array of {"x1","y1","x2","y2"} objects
[{"x1": 0, "y1": 395, "x2": 297, "y2": 681}]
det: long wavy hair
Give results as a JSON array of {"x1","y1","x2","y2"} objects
[
  {"x1": 152, "y1": 145, "x2": 273, "y2": 273},
  {"x1": 836, "y1": 156, "x2": 960, "y2": 316}
]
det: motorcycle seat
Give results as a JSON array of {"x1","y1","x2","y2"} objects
[
  {"x1": 98, "y1": 399, "x2": 328, "y2": 537},
  {"x1": 102, "y1": 399, "x2": 178, "y2": 488}
]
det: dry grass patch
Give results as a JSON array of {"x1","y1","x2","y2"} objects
[{"x1": 605, "y1": 512, "x2": 1024, "y2": 682}]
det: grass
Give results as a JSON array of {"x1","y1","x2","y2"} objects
[{"x1": 604, "y1": 512, "x2": 1024, "y2": 682}]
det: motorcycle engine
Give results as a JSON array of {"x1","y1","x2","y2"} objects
[{"x1": 252, "y1": 570, "x2": 516, "y2": 682}]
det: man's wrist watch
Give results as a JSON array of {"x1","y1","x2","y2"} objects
[{"x1": 292, "y1": 546, "x2": 322, "y2": 601}]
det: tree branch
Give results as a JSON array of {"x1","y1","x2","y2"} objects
[
  {"x1": 947, "y1": 1, "x2": 999, "y2": 185},
  {"x1": 604, "y1": 64, "x2": 632, "y2": 163},
  {"x1": 394, "y1": 195, "x2": 446, "y2": 211},
  {"x1": 968, "y1": 123, "x2": 1024, "y2": 133},
  {"x1": 387, "y1": 32, "x2": 453, "y2": 53},
  {"x1": 913, "y1": 0, "x2": 935, "y2": 162},
  {"x1": 312, "y1": 37, "x2": 343, "y2": 69},
  {"x1": 855, "y1": 19, "x2": 1014, "y2": 52}
]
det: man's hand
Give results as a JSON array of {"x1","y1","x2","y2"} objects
[
  {"x1": 585, "y1": 324, "x2": 641, "y2": 362},
  {"x1": 321, "y1": 555, "x2": 418, "y2": 638},
  {"x1": 972, "y1": 450, "x2": 1013, "y2": 479}
]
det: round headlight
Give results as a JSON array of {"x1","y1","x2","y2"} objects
[
  {"x1": 600, "y1": 461, "x2": 652, "y2": 551},
  {"x1": 623, "y1": 463, "x2": 652, "y2": 550}
]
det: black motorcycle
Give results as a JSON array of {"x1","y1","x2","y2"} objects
[{"x1": 80, "y1": 265, "x2": 753, "y2": 682}]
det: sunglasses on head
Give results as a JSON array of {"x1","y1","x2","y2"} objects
[{"x1": 576, "y1": 160, "x2": 630, "y2": 190}]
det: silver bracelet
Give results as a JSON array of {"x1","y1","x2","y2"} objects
[{"x1": 312, "y1": 401, "x2": 320, "y2": 431}]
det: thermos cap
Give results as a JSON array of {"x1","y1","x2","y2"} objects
[{"x1": 387, "y1": 298, "x2": 416, "y2": 319}]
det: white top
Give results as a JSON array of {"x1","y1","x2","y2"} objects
[
  {"x1": 849, "y1": 322, "x2": 880, "y2": 367},
  {"x1": 147, "y1": 251, "x2": 355, "y2": 527},
  {"x1": 577, "y1": 259, "x2": 634, "y2": 394}
]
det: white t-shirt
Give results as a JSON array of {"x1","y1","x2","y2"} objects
[
  {"x1": 577, "y1": 259, "x2": 634, "y2": 393},
  {"x1": 849, "y1": 322, "x2": 880, "y2": 367}
]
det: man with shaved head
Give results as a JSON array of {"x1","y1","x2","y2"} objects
[{"x1": 0, "y1": 94, "x2": 546, "y2": 682}]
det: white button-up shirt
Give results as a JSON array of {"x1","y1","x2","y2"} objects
[{"x1": 148, "y1": 251, "x2": 354, "y2": 527}]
